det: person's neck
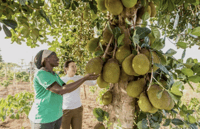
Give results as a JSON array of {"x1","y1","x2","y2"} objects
[
  {"x1": 67, "y1": 74, "x2": 74, "y2": 77},
  {"x1": 42, "y1": 66, "x2": 54, "y2": 74}
]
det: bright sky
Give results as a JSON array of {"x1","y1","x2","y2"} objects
[{"x1": 0, "y1": 30, "x2": 200, "y2": 66}]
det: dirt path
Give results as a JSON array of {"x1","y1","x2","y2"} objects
[{"x1": 0, "y1": 82, "x2": 102, "y2": 129}]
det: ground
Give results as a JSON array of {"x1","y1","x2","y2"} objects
[
  {"x1": 0, "y1": 80, "x2": 199, "y2": 129},
  {"x1": 0, "y1": 81, "x2": 102, "y2": 129}
]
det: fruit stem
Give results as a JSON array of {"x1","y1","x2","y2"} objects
[
  {"x1": 147, "y1": 50, "x2": 154, "y2": 91},
  {"x1": 112, "y1": 40, "x2": 117, "y2": 58},
  {"x1": 102, "y1": 35, "x2": 113, "y2": 59}
]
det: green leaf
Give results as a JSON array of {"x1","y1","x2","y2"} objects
[
  {"x1": 191, "y1": 27, "x2": 200, "y2": 36},
  {"x1": 137, "y1": 119, "x2": 148, "y2": 129},
  {"x1": 132, "y1": 34, "x2": 140, "y2": 45},
  {"x1": 150, "y1": 122, "x2": 160, "y2": 129},
  {"x1": 19, "y1": 0, "x2": 27, "y2": 5},
  {"x1": 97, "y1": 116, "x2": 104, "y2": 122},
  {"x1": 170, "y1": 81, "x2": 183, "y2": 96},
  {"x1": 181, "y1": 68, "x2": 194, "y2": 77},
  {"x1": 151, "y1": 38, "x2": 165, "y2": 50},
  {"x1": 113, "y1": 27, "x2": 121, "y2": 39},
  {"x1": 151, "y1": 27, "x2": 160, "y2": 39},
  {"x1": 165, "y1": 49, "x2": 177, "y2": 56},
  {"x1": 117, "y1": 34, "x2": 124, "y2": 47},
  {"x1": 181, "y1": 49, "x2": 186, "y2": 59},
  {"x1": 172, "y1": 119, "x2": 184, "y2": 125},
  {"x1": 187, "y1": 80, "x2": 194, "y2": 91},
  {"x1": 93, "y1": 108, "x2": 104, "y2": 118},
  {"x1": 2, "y1": 19, "x2": 18, "y2": 30},
  {"x1": 188, "y1": 75, "x2": 200, "y2": 83},
  {"x1": 3, "y1": 25, "x2": 12, "y2": 37},
  {"x1": 142, "y1": 12, "x2": 150, "y2": 21},
  {"x1": 63, "y1": 0, "x2": 72, "y2": 9},
  {"x1": 0, "y1": 25, "x2": 1, "y2": 31},
  {"x1": 163, "y1": 119, "x2": 171, "y2": 126},
  {"x1": 184, "y1": 63, "x2": 195, "y2": 69},
  {"x1": 135, "y1": 27, "x2": 151, "y2": 39},
  {"x1": 141, "y1": 0, "x2": 147, "y2": 6},
  {"x1": 168, "y1": 91, "x2": 181, "y2": 103},
  {"x1": 177, "y1": 42, "x2": 187, "y2": 49},
  {"x1": 125, "y1": 18, "x2": 132, "y2": 25},
  {"x1": 154, "y1": 63, "x2": 170, "y2": 75},
  {"x1": 89, "y1": 1, "x2": 97, "y2": 14}
]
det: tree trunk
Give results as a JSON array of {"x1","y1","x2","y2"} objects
[{"x1": 105, "y1": 81, "x2": 135, "y2": 129}]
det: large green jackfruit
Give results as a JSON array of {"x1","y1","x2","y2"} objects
[
  {"x1": 116, "y1": 45, "x2": 131, "y2": 64},
  {"x1": 122, "y1": 0, "x2": 137, "y2": 8},
  {"x1": 132, "y1": 54, "x2": 150, "y2": 75},
  {"x1": 140, "y1": 48, "x2": 160, "y2": 72},
  {"x1": 97, "y1": 75, "x2": 109, "y2": 88},
  {"x1": 102, "y1": 91, "x2": 112, "y2": 105},
  {"x1": 96, "y1": 0, "x2": 107, "y2": 12},
  {"x1": 138, "y1": 92, "x2": 154, "y2": 112},
  {"x1": 85, "y1": 57, "x2": 103, "y2": 74},
  {"x1": 147, "y1": 85, "x2": 172, "y2": 110},
  {"x1": 105, "y1": 0, "x2": 123, "y2": 15},
  {"x1": 122, "y1": 54, "x2": 138, "y2": 76},
  {"x1": 120, "y1": 68, "x2": 130, "y2": 82},
  {"x1": 126, "y1": 78, "x2": 146, "y2": 98},
  {"x1": 148, "y1": 106, "x2": 158, "y2": 114},
  {"x1": 94, "y1": 123, "x2": 105, "y2": 129},
  {"x1": 149, "y1": 2, "x2": 156, "y2": 17},
  {"x1": 148, "y1": 33, "x2": 155, "y2": 45},
  {"x1": 103, "y1": 58, "x2": 120, "y2": 83},
  {"x1": 86, "y1": 38, "x2": 99, "y2": 52},
  {"x1": 102, "y1": 26, "x2": 113, "y2": 44}
]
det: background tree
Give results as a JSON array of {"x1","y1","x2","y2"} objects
[{"x1": 0, "y1": 0, "x2": 200, "y2": 128}]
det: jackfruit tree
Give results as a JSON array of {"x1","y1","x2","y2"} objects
[{"x1": 1, "y1": 0, "x2": 200, "y2": 128}]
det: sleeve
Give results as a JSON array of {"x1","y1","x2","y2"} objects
[{"x1": 36, "y1": 71, "x2": 62, "y2": 89}]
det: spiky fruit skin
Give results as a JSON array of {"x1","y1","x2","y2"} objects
[
  {"x1": 102, "y1": 91, "x2": 112, "y2": 105},
  {"x1": 148, "y1": 107, "x2": 158, "y2": 114},
  {"x1": 122, "y1": 54, "x2": 138, "y2": 76},
  {"x1": 140, "y1": 48, "x2": 160, "y2": 72},
  {"x1": 147, "y1": 85, "x2": 172, "y2": 110},
  {"x1": 86, "y1": 38, "x2": 99, "y2": 52},
  {"x1": 105, "y1": 0, "x2": 123, "y2": 15},
  {"x1": 165, "y1": 98, "x2": 174, "y2": 110},
  {"x1": 149, "y1": 2, "x2": 156, "y2": 17},
  {"x1": 102, "y1": 26, "x2": 113, "y2": 44},
  {"x1": 85, "y1": 57, "x2": 103, "y2": 75},
  {"x1": 96, "y1": 0, "x2": 107, "y2": 12},
  {"x1": 120, "y1": 68, "x2": 130, "y2": 82},
  {"x1": 126, "y1": 78, "x2": 146, "y2": 98},
  {"x1": 132, "y1": 54, "x2": 150, "y2": 75},
  {"x1": 97, "y1": 75, "x2": 109, "y2": 88},
  {"x1": 94, "y1": 123, "x2": 105, "y2": 129},
  {"x1": 146, "y1": 5, "x2": 151, "y2": 16},
  {"x1": 116, "y1": 45, "x2": 131, "y2": 64},
  {"x1": 138, "y1": 92, "x2": 154, "y2": 112},
  {"x1": 103, "y1": 58, "x2": 120, "y2": 83},
  {"x1": 122, "y1": 0, "x2": 137, "y2": 8}
]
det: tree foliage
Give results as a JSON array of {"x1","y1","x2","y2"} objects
[{"x1": 0, "y1": 0, "x2": 200, "y2": 128}]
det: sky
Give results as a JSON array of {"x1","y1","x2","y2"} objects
[{"x1": 0, "y1": 30, "x2": 200, "y2": 66}]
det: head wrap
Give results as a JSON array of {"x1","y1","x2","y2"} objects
[{"x1": 34, "y1": 50, "x2": 53, "y2": 69}]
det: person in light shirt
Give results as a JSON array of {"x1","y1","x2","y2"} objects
[{"x1": 61, "y1": 60, "x2": 97, "y2": 129}]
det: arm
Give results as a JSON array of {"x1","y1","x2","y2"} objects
[{"x1": 48, "y1": 74, "x2": 98, "y2": 95}]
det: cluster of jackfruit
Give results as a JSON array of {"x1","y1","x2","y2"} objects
[{"x1": 96, "y1": 0, "x2": 137, "y2": 15}]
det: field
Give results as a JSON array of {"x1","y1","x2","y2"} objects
[{"x1": 0, "y1": 80, "x2": 199, "y2": 129}]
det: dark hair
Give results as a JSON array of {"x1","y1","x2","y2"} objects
[
  {"x1": 34, "y1": 50, "x2": 44, "y2": 69},
  {"x1": 63, "y1": 60, "x2": 75, "y2": 69}
]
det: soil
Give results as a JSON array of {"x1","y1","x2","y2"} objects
[
  {"x1": 0, "y1": 80, "x2": 199, "y2": 129},
  {"x1": 0, "y1": 81, "x2": 102, "y2": 129}
]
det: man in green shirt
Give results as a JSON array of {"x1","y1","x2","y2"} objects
[{"x1": 29, "y1": 50, "x2": 99, "y2": 129}]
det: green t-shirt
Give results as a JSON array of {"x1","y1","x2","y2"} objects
[{"x1": 28, "y1": 70, "x2": 64, "y2": 123}]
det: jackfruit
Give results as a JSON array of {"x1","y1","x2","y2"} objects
[
  {"x1": 102, "y1": 58, "x2": 120, "y2": 83},
  {"x1": 147, "y1": 85, "x2": 171, "y2": 109},
  {"x1": 140, "y1": 48, "x2": 160, "y2": 72},
  {"x1": 94, "y1": 123, "x2": 105, "y2": 129},
  {"x1": 96, "y1": 0, "x2": 107, "y2": 12},
  {"x1": 149, "y1": 2, "x2": 156, "y2": 17},
  {"x1": 146, "y1": 5, "x2": 151, "y2": 16},
  {"x1": 102, "y1": 91, "x2": 112, "y2": 105},
  {"x1": 97, "y1": 75, "x2": 109, "y2": 88},
  {"x1": 122, "y1": 0, "x2": 137, "y2": 8},
  {"x1": 105, "y1": 0, "x2": 123, "y2": 15},
  {"x1": 102, "y1": 26, "x2": 113, "y2": 44},
  {"x1": 126, "y1": 78, "x2": 146, "y2": 98},
  {"x1": 122, "y1": 54, "x2": 138, "y2": 76},
  {"x1": 120, "y1": 68, "x2": 130, "y2": 82},
  {"x1": 138, "y1": 92, "x2": 154, "y2": 112},
  {"x1": 85, "y1": 57, "x2": 103, "y2": 74},
  {"x1": 86, "y1": 38, "x2": 99, "y2": 52},
  {"x1": 148, "y1": 106, "x2": 158, "y2": 114},
  {"x1": 116, "y1": 45, "x2": 131, "y2": 64},
  {"x1": 165, "y1": 97, "x2": 174, "y2": 110},
  {"x1": 132, "y1": 54, "x2": 150, "y2": 75}
]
